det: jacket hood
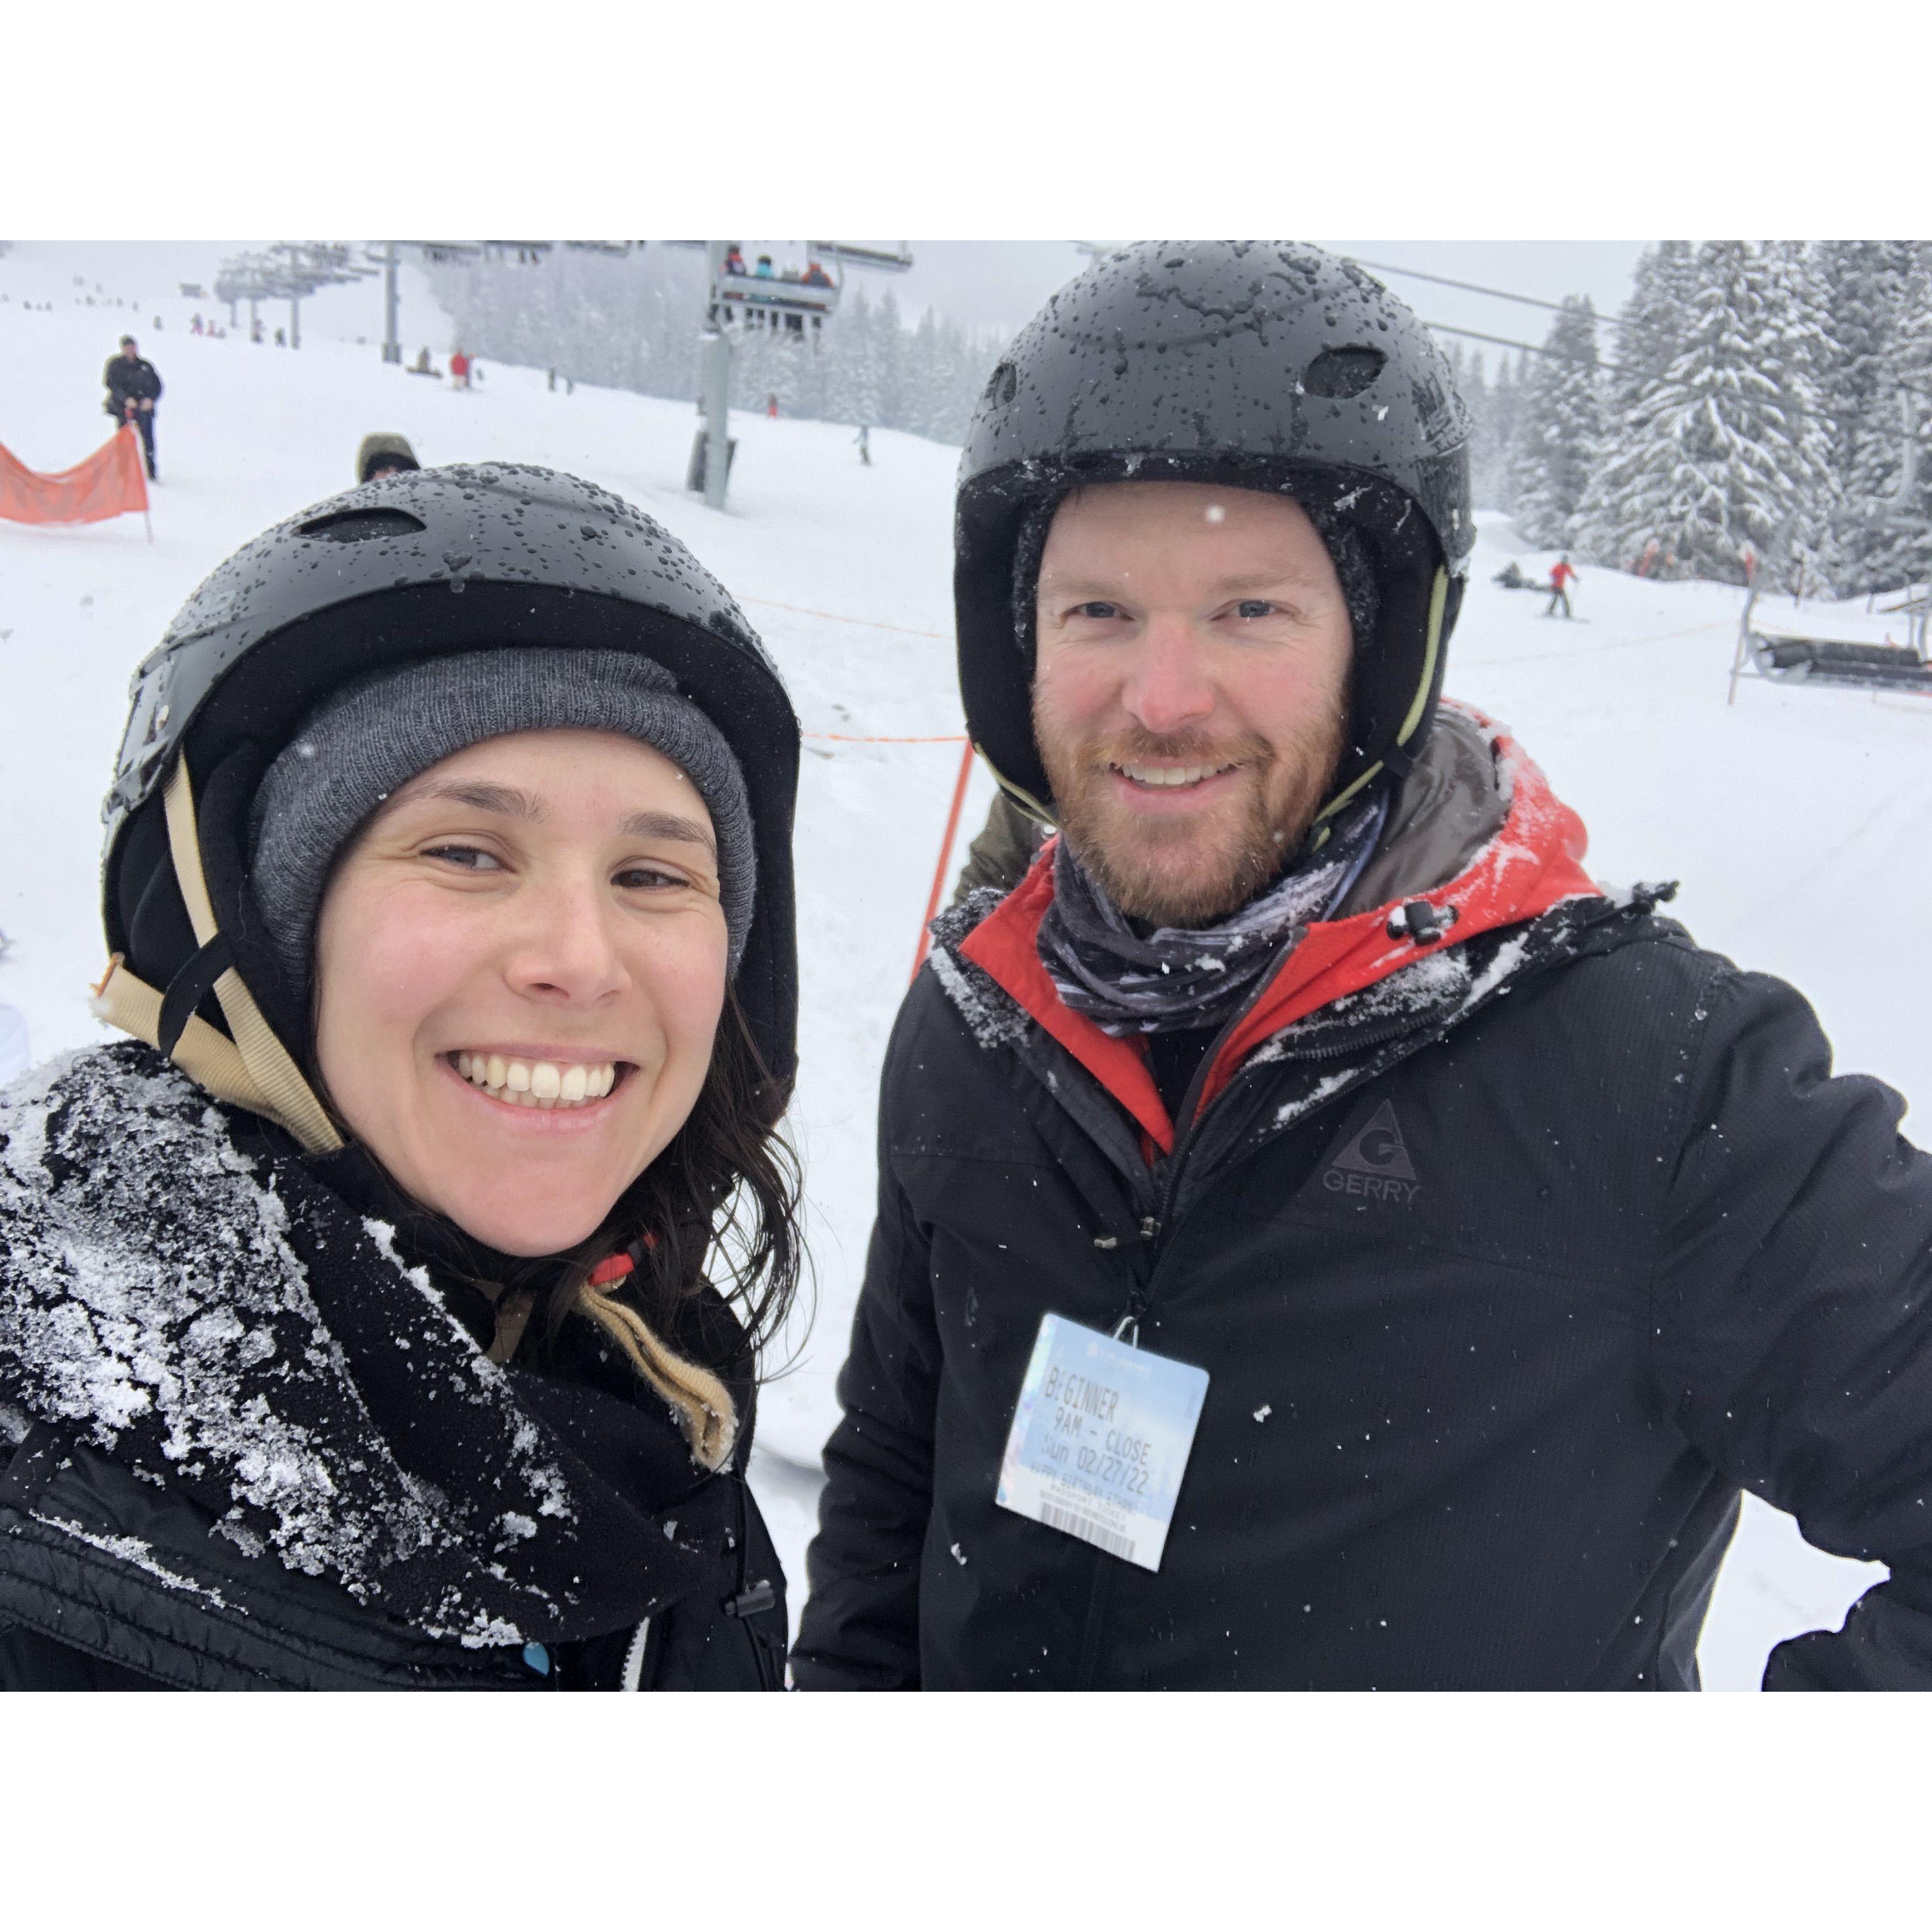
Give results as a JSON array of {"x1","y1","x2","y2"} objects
[{"x1": 952, "y1": 703, "x2": 1600, "y2": 1154}]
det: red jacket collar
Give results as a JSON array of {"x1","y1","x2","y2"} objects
[{"x1": 957, "y1": 713, "x2": 1599, "y2": 1157}]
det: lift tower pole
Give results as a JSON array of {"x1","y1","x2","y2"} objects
[
  {"x1": 382, "y1": 242, "x2": 401, "y2": 364},
  {"x1": 701, "y1": 240, "x2": 734, "y2": 511}
]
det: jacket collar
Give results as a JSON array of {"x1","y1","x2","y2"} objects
[{"x1": 957, "y1": 708, "x2": 1600, "y2": 1156}]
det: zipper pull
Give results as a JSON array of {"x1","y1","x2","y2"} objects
[
  {"x1": 724, "y1": 1578, "x2": 778, "y2": 1619},
  {"x1": 1139, "y1": 1215, "x2": 1161, "y2": 1241}
]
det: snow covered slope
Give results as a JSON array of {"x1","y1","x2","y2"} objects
[{"x1": 2, "y1": 243, "x2": 1913, "y2": 1687}]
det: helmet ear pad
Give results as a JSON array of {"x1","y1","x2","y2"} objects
[{"x1": 116, "y1": 741, "x2": 313, "y2": 1068}]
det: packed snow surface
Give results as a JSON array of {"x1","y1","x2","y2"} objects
[{"x1": 1, "y1": 243, "x2": 1914, "y2": 1687}]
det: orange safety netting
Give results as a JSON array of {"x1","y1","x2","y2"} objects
[{"x1": 0, "y1": 425, "x2": 149, "y2": 526}]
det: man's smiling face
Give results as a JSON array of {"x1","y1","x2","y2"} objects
[{"x1": 1030, "y1": 482, "x2": 1356, "y2": 927}]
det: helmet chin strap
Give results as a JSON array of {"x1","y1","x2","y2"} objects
[
  {"x1": 91, "y1": 757, "x2": 343, "y2": 1154},
  {"x1": 1306, "y1": 564, "x2": 1450, "y2": 847}
]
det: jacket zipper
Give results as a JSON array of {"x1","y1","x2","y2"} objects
[{"x1": 1064, "y1": 903, "x2": 1623, "y2": 1685}]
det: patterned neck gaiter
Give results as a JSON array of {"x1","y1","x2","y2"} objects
[{"x1": 1037, "y1": 791, "x2": 1388, "y2": 1037}]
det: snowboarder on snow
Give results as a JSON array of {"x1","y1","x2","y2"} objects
[
  {"x1": 855, "y1": 424, "x2": 871, "y2": 466},
  {"x1": 0, "y1": 465, "x2": 802, "y2": 1690},
  {"x1": 795, "y1": 240, "x2": 1932, "y2": 1692},
  {"x1": 449, "y1": 348, "x2": 472, "y2": 389},
  {"x1": 1545, "y1": 554, "x2": 1577, "y2": 618},
  {"x1": 102, "y1": 334, "x2": 161, "y2": 480}
]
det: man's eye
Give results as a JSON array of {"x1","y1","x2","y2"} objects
[
  {"x1": 1235, "y1": 599, "x2": 1277, "y2": 619},
  {"x1": 1072, "y1": 601, "x2": 1124, "y2": 621},
  {"x1": 424, "y1": 844, "x2": 504, "y2": 872}
]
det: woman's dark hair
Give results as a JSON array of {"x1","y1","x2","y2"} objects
[
  {"x1": 552, "y1": 982, "x2": 803, "y2": 1359},
  {"x1": 310, "y1": 984, "x2": 802, "y2": 1469}
]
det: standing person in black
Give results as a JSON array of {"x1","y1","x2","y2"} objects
[
  {"x1": 103, "y1": 334, "x2": 161, "y2": 480},
  {"x1": 0, "y1": 464, "x2": 803, "y2": 1690},
  {"x1": 794, "y1": 240, "x2": 1932, "y2": 1692}
]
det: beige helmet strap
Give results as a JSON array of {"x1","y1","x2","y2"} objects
[
  {"x1": 92, "y1": 952, "x2": 292, "y2": 1127},
  {"x1": 980, "y1": 747, "x2": 1057, "y2": 829},
  {"x1": 90, "y1": 758, "x2": 345, "y2": 1153}
]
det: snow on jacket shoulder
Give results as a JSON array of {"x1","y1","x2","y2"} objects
[
  {"x1": 0, "y1": 1044, "x2": 787, "y2": 1690},
  {"x1": 795, "y1": 713, "x2": 1932, "y2": 1690}
]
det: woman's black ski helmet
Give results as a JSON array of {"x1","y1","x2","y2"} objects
[
  {"x1": 954, "y1": 240, "x2": 1475, "y2": 828},
  {"x1": 102, "y1": 464, "x2": 801, "y2": 1096}
]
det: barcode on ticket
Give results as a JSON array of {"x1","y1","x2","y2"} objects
[{"x1": 1037, "y1": 1498, "x2": 1136, "y2": 1563}]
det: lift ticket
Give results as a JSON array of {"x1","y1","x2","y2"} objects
[{"x1": 996, "y1": 1313, "x2": 1209, "y2": 1573}]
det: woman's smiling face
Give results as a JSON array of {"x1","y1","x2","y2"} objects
[{"x1": 311, "y1": 728, "x2": 730, "y2": 1257}]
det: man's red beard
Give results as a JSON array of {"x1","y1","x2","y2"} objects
[{"x1": 1035, "y1": 701, "x2": 1348, "y2": 928}]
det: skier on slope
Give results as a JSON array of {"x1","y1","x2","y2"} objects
[
  {"x1": 0, "y1": 464, "x2": 802, "y2": 1689},
  {"x1": 1546, "y1": 554, "x2": 1579, "y2": 617},
  {"x1": 795, "y1": 240, "x2": 1932, "y2": 1691},
  {"x1": 102, "y1": 335, "x2": 161, "y2": 481}
]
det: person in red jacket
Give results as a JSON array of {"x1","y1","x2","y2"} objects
[
  {"x1": 1546, "y1": 555, "x2": 1577, "y2": 618},
  {"x1": 449, "y1": 348, "x2": 472, "y2": 390}
]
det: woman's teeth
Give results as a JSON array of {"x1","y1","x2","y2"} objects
[{"x1": 452, "y1": 1052, "x2": 618, "y2": 1109}]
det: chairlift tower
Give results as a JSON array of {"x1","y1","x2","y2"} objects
[
  {"x1": 215, "y1": 243, "x2": 374, "y2": 350},
  {"x1": 679, "y1": 239, "x2": 913, "y2": 511}
]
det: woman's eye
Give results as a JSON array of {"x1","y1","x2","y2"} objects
[
  {"x1": 614, "y1": 864, "x2": 689, "y2": 892},
  {"x1": 423, "y1": 844, "x2": 505, "y2": 872}
]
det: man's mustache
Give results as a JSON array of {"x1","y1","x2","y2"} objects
[{"x1": 1074, "y1": 728, "x2": 1273, "y2": 771}]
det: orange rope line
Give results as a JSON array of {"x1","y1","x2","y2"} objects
[
  {"x1": 743, "y1": 594, "x2": 951, "y2": 643},
  {"x1": 805, "y1": 730, "x2": 968, "y2": 744}
]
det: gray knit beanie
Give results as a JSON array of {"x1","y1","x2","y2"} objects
[{"x1": 247, "y1": 648, "x2": 756, "y2": 999}]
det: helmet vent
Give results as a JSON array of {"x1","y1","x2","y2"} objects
[
  {"x1": 1302, "y1": 346, "x2": 1386, "y2": 400},
  {"x1": 298, "y1": 507, "x2": 428, "y2": 542},
  {"x1": 984, "y1": 360, "x2": 1019, "y2": 407}
]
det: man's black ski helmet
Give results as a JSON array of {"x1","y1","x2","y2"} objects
[
  {"x1": 103, "y1": 463, "x2": 801, "y2": 1091},
  {"x1": 955, "y1": 239, "x2": 1475, "y2": 828}
]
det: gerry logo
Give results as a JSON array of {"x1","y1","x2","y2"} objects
[{"x1": 1323, "y1": 1100, "x2": 1420, "y2": 1205}]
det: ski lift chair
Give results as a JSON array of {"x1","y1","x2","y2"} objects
[
  {"x1": 713, "y1": 263, "x2": 840, "y2": 339},
  {"x1": 1729, "y1": 582, "x2": 1932, "y2": 703}
]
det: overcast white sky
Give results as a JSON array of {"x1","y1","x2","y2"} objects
[{"x1": 885, "y1": 241, "x2": 1649, "y2": 361}]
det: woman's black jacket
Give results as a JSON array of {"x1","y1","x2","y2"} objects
[{"x1": 0, "y1": 1045, "x2": 787, "y2": 1691}]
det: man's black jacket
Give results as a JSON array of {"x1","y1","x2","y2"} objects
[
  {"x1": 795, "y1": 731, "x2": 1932, "y2": 1691},
  {"x1": 103, "y1": 354, "x2": 161, "y2": 417}
]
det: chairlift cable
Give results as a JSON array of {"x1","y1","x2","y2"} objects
[
  {"x1": 1349, "y1": 256, "x2": 1635, "y2": 330},
  {"x1": 1420, "y1": 318, "x2": 1627, "y2": 379}
]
